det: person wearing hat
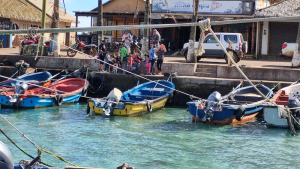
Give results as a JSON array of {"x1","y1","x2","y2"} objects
[{"x1": 152, "y1": 29, "x2": 161, "y2": 47}]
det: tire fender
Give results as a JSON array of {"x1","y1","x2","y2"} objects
[
  {"x1": 55, "y1": 94, "x2": 63, "y2": 106},
  {"x1": 82, "y1": 88, "x2": 88, "y2": 97},
  {"x1": 147, "y1": 101, "x2": 152, "y2": 112},
  {"x1": 235, "y1": 105, "x2": 245, "y2": 121},
  {"x1": 86, "y1": 103, "x2": 91, "y2": 115}
]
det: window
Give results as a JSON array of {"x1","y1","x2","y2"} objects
[
  {"x1": 204, "y1": 35, "x2": 220, "y2": 43},
  {"x1": 93, "y1": 17, "x2": 112, "y2": 35},
  {"x1": 224, "y1": 35, "x2": 238, "y2": 43}
]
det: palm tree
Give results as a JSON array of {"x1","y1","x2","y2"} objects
[
  {"x1": 291, "y1": 22, "x2": 300, "y2": 67},
  {"x1": 186, "y1": 0, "x2": 200, "y2": 63}
]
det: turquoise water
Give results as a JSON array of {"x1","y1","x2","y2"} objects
[{"x1": 1, "y1": 103, "x2": 300, "y2": 169}]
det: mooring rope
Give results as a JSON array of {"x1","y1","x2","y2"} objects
[{"x1": 0, "y1": 114, "x2": 79, "y2": 167}]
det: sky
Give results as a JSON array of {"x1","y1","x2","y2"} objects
[{"x1": 64, "y1": 0, "x2": 110, "y2": 27}]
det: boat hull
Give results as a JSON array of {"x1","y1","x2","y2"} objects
[
  {"x1": 187, "y1": 102, "x2": 262, "y2": 125},
  {"x1": 89, "y1": 97, "x2": 169, "y2": 116},
  {"x1": 191, "y1": 113, "x2": 258, "y2": 125}
]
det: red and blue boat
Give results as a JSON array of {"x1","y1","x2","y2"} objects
[
  {"x1": 0, "y1": 78, "x2": 88, "y2": 108},
  {"x1": 187, "y1": 84, "x2": 273, "y2": 125}
]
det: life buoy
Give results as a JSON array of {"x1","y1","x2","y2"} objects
[
  {"x1": 55, "y1": 94, "x2": 63, "y2": 106},
  {"x1": 82, "y1": 88, "x2": 87, "y2": 97},
  {"x1": 86, "y1": 104, "x2": 90, "y2": 115},
  {"x1": 147, "y1": 101, "x2": 152, "y2": 112},
  {"x1": 90, "y1": 76, "x2": 103, "y2": 90},
  {"x1": 235, "y1": 106, "x2": 245, "y2": 121}
]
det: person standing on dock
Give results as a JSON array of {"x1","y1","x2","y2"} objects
[
  {"x1": 152, "y1": 29, "x2": 161, "y2": 48},
  {"x1": 120, "y1": 41, "x2": 129, "y2": 74},
  {"x1": 98, "y1": 40, "x2": 107, "y2": 72},
  {"x1": 156, "y1": 44, "x2": 167, "y2": 75},
  {"x1": 149, "y1": 44, "x2": 157, "y2": 75}
]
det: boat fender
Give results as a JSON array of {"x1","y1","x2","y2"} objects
[
  {"x1": 86, "y1": 104, "x2": 90, "y2": 115},
  {"x1": 147, "y1": 101, "x2": 152, "y2": 112},
  {"x1": 235, "y1": 106, "x2": 245, "y2": 121},
  {"x1": 90, "y1": 76, "x2": 103, "y2": 89},
  {"x1": 55, "y1": 94, "x2": 63, "y2": 106},
  {"x1": 82, "y1": 88, "x2": 88, "y2": 97},
  {"x1": 0, "y1": 141, "x2": 14, "y2": 169},
  {"x1": 168, "y1": 92, "x2": 173, "y2": 103}
]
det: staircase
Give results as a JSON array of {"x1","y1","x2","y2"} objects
[{"x1": 194, "y1": 64, "x2": 218, "y2": 78}]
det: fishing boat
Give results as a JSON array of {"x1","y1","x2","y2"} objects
[
  {"x1": 263, "y1": 83, "x2": 300, "y2": 128},
  {"x1": 0, "y1": 71, "x2": 52, "y2": 87},
  {"x1": 187, "y1": 84, "x2": 273, "y2": 125},
  {"x1": 87, "y1": 80, "x2": 175, "y2": 116},
  {"x1": 0, "y1": 78, "x2": 88, "y2": 108}
]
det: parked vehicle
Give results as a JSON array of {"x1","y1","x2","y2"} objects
[
  {"x1": 67, "y1": 37, "x2": 97, "y2": 57},
  {"x1": 280, "y1": 42, "x2": 295, "y2": 57},
  {"x1": 187, "y1": 84, "x2": 272, "y2": 125},
  {"x1": 181, "y1": 33, "x2": 247, "y2": 63}
]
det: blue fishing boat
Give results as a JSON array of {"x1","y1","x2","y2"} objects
[
  {"x1": 0, "y1": 78, "x2": 88, "y2": 108},
  {"x1": 0, "y1": 71, "x2": 52, "y2": 87},
  {"x1": 187, "y1": 84, "x2": 273, "y2": 125},
  {"x1": 88, "y1": 80, "x2": 175, "y2": 116}
]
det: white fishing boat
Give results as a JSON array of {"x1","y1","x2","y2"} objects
[{"x1": 263, "y1": 83, "x2": 300, "y2": 128}]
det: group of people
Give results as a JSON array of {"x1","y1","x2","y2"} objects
[
  {"x1": 97, "y1": 29, "x2": 166, "y2": 75},
  {"x1": 97, "y1": 37, "x2": 140, "y2": 74}
]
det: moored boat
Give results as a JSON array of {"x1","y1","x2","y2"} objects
[
  {"x1": 0, "y1": 71, "x2": 52, "y2": 87},
  {"x1": 87, "y1": 80, "x2": 175, "y2": 116},
  {"x1": 187, "y1": 84, "x2": 273, "y2": 125},
  {"x1": 0, "y1": 78, "x2": 88, "y2": 108},
  {"x1": 263, "y1": 83, "x2": 300, "y2": 128}
]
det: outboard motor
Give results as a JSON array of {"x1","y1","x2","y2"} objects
[
  {"x1": 10, "y1": 83, "x2": 28, "y2": 103},
  {"x1": 203, "y1": 91, "x2": 222, "y2": 121},
  {"x1": 15, "y1": 60, "x2": 30, "y2": 77},
  {"x1": 284, "y1": 91, "x2": 300, "y2": 119},
  {"x1": 0, "y1": 141, "x2": 14, "y2": 169},
  {"x1": 102, "y1": 88, "x2": 122, "y2": 117}
]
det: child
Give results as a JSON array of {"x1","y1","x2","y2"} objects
[
  {"x1": 155, "y1": 44, "x2": 167, "y2": 75},
  {"x1": 145, "y1": 54, "x2": 150, "y2": 75},
  {"x1": 149, "y1": 44, "x2": 157, "y2": 75},
  {"x1": 133, "y1": 56, "x2": 140, "y2": 72},
  {"x1": 128, "y1": 54, "x2": 134, "y2": 71},
  {"x1": 115, "y1": 53, "x2": 121, "y2": 73},
  {"x1": 108, "y1": 54, "x2": 115, "y2": 73},
  {"x1": 104, "y1": 51, "x2": 110, "y2": 72}
]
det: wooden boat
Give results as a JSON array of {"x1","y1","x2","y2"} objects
[
  {"x1": 0, "y1": 78, "x2": 89, "y2": 108},
  {"x1": 187, "y1": 84, "x2": 273, "y2": 125},
  {"x1": 87, "y1": 80, "x2": 175, "y2": 116},
  {"x1": 0, "y1": 71, "x2": 52, "y2": 87},
  {"x1": 263, "y1": 83, "x2": 300, "y2": 128}
]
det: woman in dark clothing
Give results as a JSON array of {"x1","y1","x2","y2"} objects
[{"x1": 155, "y1": 44, "x2": 167, "y2": 75}]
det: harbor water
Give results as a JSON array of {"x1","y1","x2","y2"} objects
[{"x1": 1, "y1": 103, "x2": 300, "y2": 169}]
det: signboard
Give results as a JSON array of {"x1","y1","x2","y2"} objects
[{"x1": 152, "y1": 0, "x2": 253, "y2": 15}]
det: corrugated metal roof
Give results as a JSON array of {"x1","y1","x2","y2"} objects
[{"x1": 256, "y1": 0, "x2": 300, "y2": 17}]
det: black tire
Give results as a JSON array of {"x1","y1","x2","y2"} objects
[
  {"x1": 197, "y1": 56, "x2": 201, "y2": 62},
  {"x1": 235, "y1": 106, "x2": 245, "y2": 121},
  {"x1": 86, "y1": 103, "x2": 90, "y2": 115},
  {"x1": 184, "y1": 51, "x2": 187, "y2": 60},
  {"x1": 90, "y1": 76, "x2": 103, "y2": 90},
  {"x1": 82, "y1": 88, "x2": 87, "y2": 97},
  {"x1": 146, "y1": 101, "x2": 152, "y2": 112},
  {"x1": 67, "y1": 48, "x2": 77, "y2": 57},
  {"x1": 225, "y1": 53, "x2": 239, "y2": 64},
  {"x1": 55, "y1": 94, "x2": 63, "y2": 106},
  {"x1": 242, "y1": 42, "x2": 247, "y2": 54},
  {"x1": 88, "y1": 48, "x2": 97, "y2": 57}
]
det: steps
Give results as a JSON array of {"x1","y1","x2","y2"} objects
[{"x1": 195, "y1": 64, "x2": 217, "y2": 77}]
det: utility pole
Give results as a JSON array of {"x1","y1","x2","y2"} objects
[
  {"x1": 142, "y1": 0, "x2": 150, "y2": 58},
  {"x1": 187, "y1": 0, "x2": 199, "y2": 63},
  {"x1": 52, "y1": 0, "x2": 60, "y2": 57},
  {"x1": 97, "y1": 0, "x2": 103, "y2": 48},
  {"x1": 40, "y1": 0, "x2": 46, "y2": 55}
]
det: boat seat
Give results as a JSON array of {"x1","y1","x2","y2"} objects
[
  {"x1": 278, "y1": 96, "x2": 289, "y2": 101},
  {"x1": 234, "y1": 95, "x2": 264, "y2": 102},
  {"x1": 129, "y1": 94, "x2": 160, "y2": 98},
  {"x1": 140, "y1": 88, "x2": 165, "y2": 92},
  {"x1": 276, "y1": 101, "x2": 288, "y2": 105}
]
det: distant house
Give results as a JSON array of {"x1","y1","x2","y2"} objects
[
  {"x1": 255, "y1": 0, "x2": 300, "y2": 55},
  {"x1": 0, "y1": 0, "x2": 76, "y2": 48}
]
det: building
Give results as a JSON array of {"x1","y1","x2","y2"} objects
[
  {"x1": 0, "y1": 0, "x2": 76, "y2": 48},
  {"x1": 255, "y1": 0, "x2": 300, "y2": 55},
  {"x1": 75, "y1": 0, "x2": 273, "y2": 52}
]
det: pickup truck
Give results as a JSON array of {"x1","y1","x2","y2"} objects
[
  {"x1": 280, "y1": 42, "x2": 295, "y2": 57},
  {"x1": 181, "y1": 33, "x2": 247, "y2": 63}
]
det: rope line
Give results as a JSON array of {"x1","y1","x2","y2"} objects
[
  {"x1": 1, "y1": 16, "x2": 300, "y2": 35},
  {"x1": 0, "y1": 115, "x2": 78, "y2": 167}
]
